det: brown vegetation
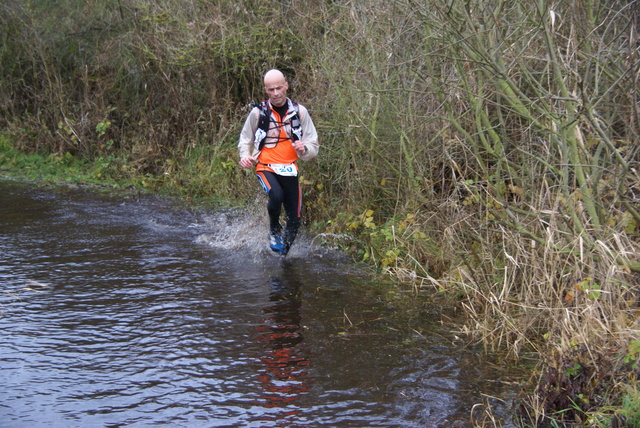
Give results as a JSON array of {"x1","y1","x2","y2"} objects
[{"x1": 1, "y1": 0, "x2": 639, "y2": 425}]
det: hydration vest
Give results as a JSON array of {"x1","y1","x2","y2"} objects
[{"x1": 251, "y1": 99, "x2": 303, "y2": 151}]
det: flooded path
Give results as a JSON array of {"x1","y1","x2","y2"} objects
[{"x1": 0, "y1": 179, "x2": 518, "y2": 427}]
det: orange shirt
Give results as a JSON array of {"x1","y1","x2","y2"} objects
[{"x1": 256, "y1": 109, "x2": 298, "y2": 173}]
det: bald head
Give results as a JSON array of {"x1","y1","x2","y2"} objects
[
  {"x1": 263, "y1": 69, "x2": 288, "y2": 107},
  {"x1": 264, "y1": 69, "x2": 286, "y2": 85}
]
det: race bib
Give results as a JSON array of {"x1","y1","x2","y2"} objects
[{"x1": 270, "y1": 163, "x2": 298, "y2": 176}]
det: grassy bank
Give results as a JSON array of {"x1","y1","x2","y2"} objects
[{"x1": 2, "y1": 0, "x2": 639, "y2": 425}]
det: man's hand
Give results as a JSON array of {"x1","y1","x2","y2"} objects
[
  {"x1": 292, "y1": 141, "x2": 306, "y2": 155},
  {"x1": 240, "y1": 156, "x2": 257, "y2": 169}
]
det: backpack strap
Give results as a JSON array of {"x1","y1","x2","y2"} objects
[
  {"x1": 287, "y1": 101, "x2": 303, "y2": 142},
  {"x1": 251, "y1": 99, "x2": 303, "y2": 151},
  {"x1": 250, "y1": 101, "x2": 270, "y2": 151}
]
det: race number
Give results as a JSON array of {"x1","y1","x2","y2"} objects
[{"x1": 270, "y1": 163, "x2": 298, "y2": 177}]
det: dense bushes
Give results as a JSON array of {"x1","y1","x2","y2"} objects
[{"x1": 1, "y1": 0, "x2": 639, "y2": 425}]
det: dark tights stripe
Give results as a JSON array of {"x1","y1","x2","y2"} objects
[{"x1": 256, "y1": 171, "x2": 301, "y2": 250}]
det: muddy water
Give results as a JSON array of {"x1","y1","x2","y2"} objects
[{"x1": 0, "y1": 179, "x2": 518, "y2": 427}]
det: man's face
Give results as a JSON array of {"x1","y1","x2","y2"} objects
[{"x1": 264, "y1": 78, "x2": 288, "y2": 107}]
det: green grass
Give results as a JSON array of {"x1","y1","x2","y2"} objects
[{"x1": 1, "y1": 137, "x2": 124, "y2": 188}]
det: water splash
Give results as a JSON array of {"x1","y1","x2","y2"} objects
[
  {"x1": 194, "y1": 204, "x2": 347, "y2": 260},
  {"x1": 196, "y1": 209, "x2": 269, "y2": 252}
]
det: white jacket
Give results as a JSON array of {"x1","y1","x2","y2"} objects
[{"x1": 238, "y1": 100, "x2": 319, "y2": 162}]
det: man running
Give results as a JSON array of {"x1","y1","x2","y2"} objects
[{"x1": 238, "y1": 69, "x2": 319, "y2": 255}]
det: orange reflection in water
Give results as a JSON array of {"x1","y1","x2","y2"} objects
[{"x1": 254, "y1": 276, "x2": 310, "y2": 424}]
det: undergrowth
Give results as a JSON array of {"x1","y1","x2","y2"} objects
[{"x1": 2, "y1": 0, "x2": 640, "y2": 425}]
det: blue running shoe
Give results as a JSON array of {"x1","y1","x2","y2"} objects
[{"x1": 269, "y1": 234, "x2": 285, "y2": 254}]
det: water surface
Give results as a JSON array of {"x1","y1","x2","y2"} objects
[{"x1": 0, "y1": 179, "x2": 518, "y2": 427}]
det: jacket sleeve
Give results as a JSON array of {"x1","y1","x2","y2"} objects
[
  {"x1": 238, "y1": 108, "x2": 259, "y2": 159},
  {"x1": 297, "y1": 104, "x2": 319, "y2": 161}
]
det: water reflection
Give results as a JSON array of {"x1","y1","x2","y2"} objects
[
  {"x1": 254, "y1": 268, "x2": 310, "y2": 425},
  {"x1": 0, "y1": 179, "x2": 520, "y2": 427}
]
